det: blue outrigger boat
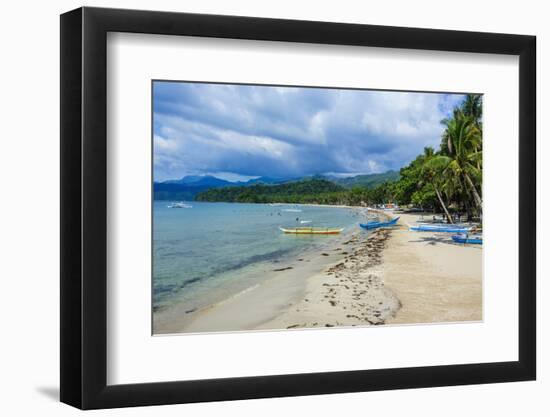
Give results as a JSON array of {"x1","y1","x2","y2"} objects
[
  {"x1": 409, "y1": 224, "x2": 472, "y2": 233},
  {"x1": 452, "y1": 234, "x2": 482, "y2": 244},
  {"x1": 359, "y1": 217, "x2": 400, "y2": 230}
]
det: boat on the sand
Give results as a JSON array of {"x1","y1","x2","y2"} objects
[
  {"x1": 359, "y1": 217, "x2": 400, "y2": 230},
  {"x1": 279, "y1": 227, "x2": 344, "y2": 235},
  {"x1": 452, "y1": 234, "x2": 482, "y2": 244},
  {"x1": 409, "y1": 224, "x2": 471, "y2": 233}
]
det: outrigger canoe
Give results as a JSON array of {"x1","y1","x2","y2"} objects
[
  {"x1": 409, "y1": 224, "x2": 472, "y2": 233},
  {"x1": 279, "y1": 227, "x2": 344, "y2": 235},
  {"x1": 452, "y1": 234, "x2": 482, "y2": 244},
  {"x1": 359, "y1": 217, "x2": 400, "y2": 230}
]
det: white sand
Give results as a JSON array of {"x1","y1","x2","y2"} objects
[{"x1": 383, "y1": 213, "x2": 482, "y2": 324}]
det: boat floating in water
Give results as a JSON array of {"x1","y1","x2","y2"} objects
[
  {"x1": 452, "y1": 234, "x2": 482, "y2": 244},
  {"x1": 167, "y1": 202, "x2": 193, "y2": 209},
  {"x1": 359, "y1": 217, "x2": 400, "y2": 230},
  {"x1": 279, "y1": 227, "x2": 344, "y2": 235},
  {"x1": 409, "y1": 224, "x2": 471, "y2": 233},
  {"x1": 282, "y1": 208, "x2": 302, "y2": 213}
]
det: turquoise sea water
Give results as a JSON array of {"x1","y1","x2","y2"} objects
[{"x1": 153, "y1": 201, "x2": 364, "y2": 313}]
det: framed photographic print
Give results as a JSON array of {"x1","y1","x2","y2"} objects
[{"x1": 60, "y1": 7, "x2": 536, "y2": 409}]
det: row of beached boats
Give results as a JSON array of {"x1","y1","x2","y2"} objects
[
  {"x1": 410, "y1": 222, "x2": 482, "y2": 244},
  {"x1": 409, "y1": 223, "x2": 472, "y2": 233},
  {"x1": 280, "y1": 215, "x2": 482, "y2": 244}
]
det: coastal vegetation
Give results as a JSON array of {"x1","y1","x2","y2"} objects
[
  {"x1": 196, "y1": 178, "x2": 347, "y2": 204},
  {"x1": 357, "y1": 93, "x2": 483, "y2": 220},
  {"x1": 397, "y1": 93, "x2": 483, "y2": 221}
]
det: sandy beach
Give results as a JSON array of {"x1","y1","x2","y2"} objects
[
  {"x1": 383, "y1": 213, "x2": 482, "y2": 324},
  {"x1": 154, "y1": 211, "x2": 482, "y2": 334}
]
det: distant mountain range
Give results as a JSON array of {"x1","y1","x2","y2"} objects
[
  {"x1": 163, "y1": 175, "x2": 233, "y2": 187},
  {"x1": 153, "y1": 175, "x2": 292, "y2": 200},
  {"x1": 153, "y1": 171, "x2": 399, "y2": 201},
  {"x1": 163, "y1": 174, "x2": 290, "y2": 187}
]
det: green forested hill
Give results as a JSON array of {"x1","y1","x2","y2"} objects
[
  {"x1": 331, "y1": 170, "x2": 400, "y2": 188},
  {"x1": 195, "y1": 179, "x2": 347, "y2": 204}
]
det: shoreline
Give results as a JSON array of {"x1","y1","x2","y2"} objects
[
  {"x1": 154, "y1": 210, "x2": 482, "y2": 334},
  {"x1": 158, "y1": 199, "x2": 369, "y2": 211},
  {"x1": 153, "y1": 225, "x2": 364, "y2": 334},
  {"x1": 256, "y1": 227, "x2": 400, "y2": 330},
  {"x1": 153, "y1": 202, "x2": 364, "y2": 331}
]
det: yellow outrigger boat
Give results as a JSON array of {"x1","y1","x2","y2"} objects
[{"x1": 279, "y1": 227, "x2": 344, "y2": 235}]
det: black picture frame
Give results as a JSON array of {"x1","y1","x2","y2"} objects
[{"x1": 60, "y1": 6, "x2": 536, "y2": 410}]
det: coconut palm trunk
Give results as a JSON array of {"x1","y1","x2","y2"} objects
[
  {"x1": 463, "y1": 172, "x2": 482, "y2": 211},
  {"x1": 433, "y1": 183, "x2": 454, "y2": 224}
]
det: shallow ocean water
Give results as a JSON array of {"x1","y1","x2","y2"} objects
[{"x1": 153, "y1": 201, "x2": 364, "y2": 313}]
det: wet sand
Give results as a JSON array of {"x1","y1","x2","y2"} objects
[
  {"x1": 257, "y1": 227, "x2": 401, "y2": 330},
  {"x1": 154, "y1": 227, "x2": 366, "y2": 334}
]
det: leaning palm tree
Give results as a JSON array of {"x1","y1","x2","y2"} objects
[
  {"x1": 440, "y1": 111, "x2": 483, "y2": 214},
  {"x1": 419, "y1": 148, "x2": 454, "y2": 224}
]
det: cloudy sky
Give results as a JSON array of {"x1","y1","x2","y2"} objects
[{"x1": 153, "y1": 81, "x2": 465, "y2": 182}]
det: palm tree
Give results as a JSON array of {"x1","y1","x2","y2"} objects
[
  {"x1": 461, "y1": 94, "x2": 483, "y2": 128},
  {"x1": 440, "y1": 111, "x2": 483, "y2": 214},
  {"x1": 419, "y1": 147, "x2": 454, "y2": 224}
]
